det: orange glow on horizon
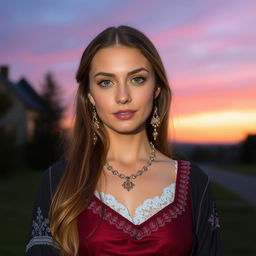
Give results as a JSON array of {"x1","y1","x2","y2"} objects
[{"x1": 170, "y1": 109, "x2": 256, "y2": 144}]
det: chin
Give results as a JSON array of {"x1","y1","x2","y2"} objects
[{"x1": 112, "y1": 122, "x2": 146, "y2": 135}]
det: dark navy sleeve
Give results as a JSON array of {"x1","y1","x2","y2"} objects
[
  {"x1": 25, "y1": 160, "x2": 66, "y2": 255},
  {"x1": 189, "y1": 161, "x2": 224, "y2": 256}
]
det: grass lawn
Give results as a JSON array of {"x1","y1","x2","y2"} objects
[
  {"x1": 0, "y1": 168, "x2": 42, "y2": 256},
  {"x1": 0, "y1": 168, "x2": 255, "y2": 255},
  {"x1": 212, "y1": 163, "x2": 256, "y2": 177}
]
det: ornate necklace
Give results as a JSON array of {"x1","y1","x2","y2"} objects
[{"x1": 104, "y1": 142, "x2": 156, "y2": 191}]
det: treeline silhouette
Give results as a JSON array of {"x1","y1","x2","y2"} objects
[{"x1": 173, "y1": 134, "x2": 256, "y2": 164}]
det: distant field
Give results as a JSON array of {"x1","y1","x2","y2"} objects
[
  {"x1": 212, "y1": 163, "x2": 256, "y2": 176},
  {"x1": 0, "y1": 168, "x2": 255, "y2": 255}
]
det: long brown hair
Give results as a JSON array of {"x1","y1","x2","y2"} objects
[{"x1": 50, "y1": 25, "x2": 173, "y2": 256}]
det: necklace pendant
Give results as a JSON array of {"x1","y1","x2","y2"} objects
[{"x1": 122, "y1": 179, "x2": 135, "y2": 191}]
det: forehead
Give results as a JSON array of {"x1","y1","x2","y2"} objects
[{"x1": 89, "y1": 46, "x2": 153, "y2": 74}]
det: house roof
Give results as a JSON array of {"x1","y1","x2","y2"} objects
[{"x1": 0, "y1": 75, "x2": 48, "y2": 112}]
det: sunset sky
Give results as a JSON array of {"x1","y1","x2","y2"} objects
[{"x1": 1, "y1": 0, "x2": 255, "y2": 144}]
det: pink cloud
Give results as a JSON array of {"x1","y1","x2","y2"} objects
[
  {"x1": 169, "y1": 61, "x2": 256, "y2": 91},
  {"x1": 172, "y1": 86, "x2": 256, "y2": 116}
]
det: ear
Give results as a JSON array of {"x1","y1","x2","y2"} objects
[
  {"x1": 154, "y1": 86, "x2": 161, "y2": 99},
  {"x1": 87, "y1": 92, "x2": 96, "y2": 106}
]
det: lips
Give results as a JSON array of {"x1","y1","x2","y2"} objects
[
  {"x1": 113, "y1": 109, "x2": 136, "y2": 114},
  {"x1": 113, "y1": 109, "x2": 137, "y2": 120}
]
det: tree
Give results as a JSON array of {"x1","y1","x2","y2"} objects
[
  {"x1": 40, "y1": 72, "x2": 66, "y2": 133},
  {"x1": 26, "y1": 72, "x2": 67, "y2": 169},
  {"x1": 240, "y1": 134, "x2": 256, "y2": 163}
]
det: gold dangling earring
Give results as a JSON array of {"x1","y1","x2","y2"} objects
[
  {"x1": 92, "y1": 105, "x2": 100, "y2": 145},
  {"x1": 151, "y1": 104, "x2": 160, "y2": 141}
]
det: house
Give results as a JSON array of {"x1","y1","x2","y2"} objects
[{"x1": 0, "y1": 65, "x2": 49, "y2": 145}]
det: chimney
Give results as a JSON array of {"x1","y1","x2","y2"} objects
[{"x1": 0, "y1": 65, "x2": 9, "y2": 79}]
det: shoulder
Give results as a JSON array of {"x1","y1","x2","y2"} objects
[
  {"x1": 40, "y1": 159, "x2": 67, "y2": 182},
  {"x1": 47, "y1": 158, "x2": 68, "y2": 187},
  {"x1": 177, "y1": 159, "x2": 209, "y2": 186},
  {"x1": 38, "y1": 158, "x2": 68, "y2": 199},
  {"x1": 183, "y1": 160, "x2": 215, "y2": 211},
  {"x1": 189, "y1": 160, "x2": 209, "y2": 185},
  {"x1": 179, "y1": 159, "x2": 211, "y2": 198}
]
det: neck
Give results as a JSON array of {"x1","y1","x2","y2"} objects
[{"x1": 104, "y1": 126, "x2": 154, "y2": 166}]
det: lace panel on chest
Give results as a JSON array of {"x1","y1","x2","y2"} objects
[{"x1": 94, "y1": 160, "x2": 178, "y2": 225}]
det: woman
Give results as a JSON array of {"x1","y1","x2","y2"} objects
[{"x1": 25, "y1": 25, "x2": 223, "y2": 256}]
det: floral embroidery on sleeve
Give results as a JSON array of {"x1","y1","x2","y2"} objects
[
  {"x1": 26, "y1": 207, "x2": 60, "y2": 252},
  {"x1": 32, "y1": 207, "x2": 50, "y2": 236},
  {"x1": 208, "y1": 201, "x2": 220, "y2": 230}
]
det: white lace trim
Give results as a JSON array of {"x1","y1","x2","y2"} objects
[{"x1": 94, "y1": 160, "x2": 177, "y2": 225}]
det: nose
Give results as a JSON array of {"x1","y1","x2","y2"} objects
[{"x1": 115, "y1": 84, "x2": 131, "y2": 104}]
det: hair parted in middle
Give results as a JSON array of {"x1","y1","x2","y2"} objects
[{"x1": 50, "y1": 25, "x2": 173, "y2": 256}]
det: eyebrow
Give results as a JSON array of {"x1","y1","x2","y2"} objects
[{"x1": 93, "y1": 67, "x2": 149, "y2": 78}]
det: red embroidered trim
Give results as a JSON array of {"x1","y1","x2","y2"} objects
[{"x1": 88, "y1": 160, "x2": 191, "y2": 240}]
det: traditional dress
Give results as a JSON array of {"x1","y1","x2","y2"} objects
[{"x1": 25, "y1": 159, "x2": 223, "y2": 255}]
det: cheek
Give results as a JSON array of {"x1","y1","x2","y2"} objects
[
  {"x1": 141, "y1": 97, "x2": 154, "y2": 118},
  {"x1": 129, "y1": 90, "x2": 154, "y2": 123},
  {"x1": 92, "y1": 91, "x2": 114, "y2": 116},
  {"x1": 135, "y1": 88, "x2": 154, "y2": 109}
]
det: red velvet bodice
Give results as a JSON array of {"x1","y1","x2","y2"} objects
[{"x1": 77, "y1": 160, "x2": 194, "y2": 256}]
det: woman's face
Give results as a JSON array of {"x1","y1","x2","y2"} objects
[{"x1": 88, "y1": 45, "x2": 161, "y2": 135}]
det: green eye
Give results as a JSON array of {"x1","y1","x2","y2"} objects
[
  {"x1": 97, "y1": 80, "x2": 113, "y2": 87},
  {"x1": 132, "y1": 76, "x2": 146, "y2": 84}
]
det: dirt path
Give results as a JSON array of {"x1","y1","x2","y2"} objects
[{"x1": 196, "y1": 163, "x2": 256, "y2": 206}]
